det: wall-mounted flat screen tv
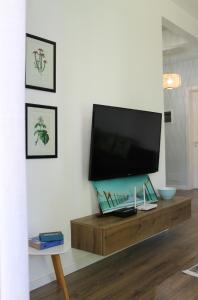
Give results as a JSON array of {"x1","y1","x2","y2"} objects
[{"x1": 89, "y1": 104, "x2": 162, "y2": 181}]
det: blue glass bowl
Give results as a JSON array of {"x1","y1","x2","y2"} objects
[{"x1": 158, "y1": 187, "x2": 176, "y2": 200}]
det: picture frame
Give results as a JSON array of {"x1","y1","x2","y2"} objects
[
  {"x1": 25, "y1": 34, "x2": 56, "y2": 92},
  {"x1": 92, "y1": 175, "x2": 158, "y2": 214},
  {"x1": 25, "y1": 103, "x2": 58, "y2": 158},
  {"x1": 144, "y1": 175, "x2": 158, "y2": 202}
]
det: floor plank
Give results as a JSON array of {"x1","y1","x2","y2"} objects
[{"x1": 30, "y1": 190, "x2": 198, "y2": 300}]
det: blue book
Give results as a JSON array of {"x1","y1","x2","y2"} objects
[
  {"x1": 39, "y1": 231, "x2": 64, "y2": 242},
  {"x1": 29, "y1": 236, "x2": 64, "y2": 250}
]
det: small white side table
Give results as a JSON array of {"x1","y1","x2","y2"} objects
[{"x1": 29, "y1": 245, "x2": 70, "y2": 300}]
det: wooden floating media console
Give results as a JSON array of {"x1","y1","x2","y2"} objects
[{"x1": 71, "y1": 196, "x2": 191, "y2": 256}]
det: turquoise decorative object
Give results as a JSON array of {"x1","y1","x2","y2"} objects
[
  {"x1": 92, "y1": 175, "x2": 158, "y2": 214},
  {"x1": 158, "y1": 187, "x2": 176, "y2": 200}
]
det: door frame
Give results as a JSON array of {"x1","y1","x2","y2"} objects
[{"x1": 185, "y1": 86, "x2": 198, "y2": 189}]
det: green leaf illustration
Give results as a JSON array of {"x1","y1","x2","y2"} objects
[
  {"x1": 34, "y1": 117, "x2": 49, "y2": 146},
  {"x1": 34, "y1": 123, "x2": 41, "y2": 128},
  {"x1": 39, "y1": 130, "x2": 49, "y2": 145}
]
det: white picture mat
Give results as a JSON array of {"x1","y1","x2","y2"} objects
[
  {"x1": 26, "y1": 37, "x2": 54, "y2": 89},
  {"x1": 27, "y1": 106, "x2": 56, "y2": 156}
]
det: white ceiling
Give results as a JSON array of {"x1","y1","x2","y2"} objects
[
  {"x1": 162, "y1": 21, "x2": 198, "y2": 63},
  {"x1": 171, "y1": 0, "x2": 198, "y2": 20}
]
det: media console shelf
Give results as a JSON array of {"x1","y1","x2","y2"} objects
[{"x1": 71, "y1": 196, "x2": 191, "y2": 256}]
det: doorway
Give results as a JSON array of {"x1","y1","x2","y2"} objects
[
  {"x1": 162, "y1": 19, "x2": 198, "y2": 189},
  {"x1": 186, "y1": 88, "x2": 198, "y2": 189}
]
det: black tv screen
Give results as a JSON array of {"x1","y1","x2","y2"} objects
[{"x1": 89, "y1": 104, "x2": 162, "y2": 181}]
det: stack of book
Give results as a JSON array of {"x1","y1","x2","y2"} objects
[{"x1": 29, "y1": 231, "x2": 64, "y2": 250}]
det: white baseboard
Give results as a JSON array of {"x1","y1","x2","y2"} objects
[
  {"x1": 166, "y1": 183, "x2": 190, "y2": 190},
  {"x1": 174, "y1": 185, "x2": 189, "y2": 190},
  {"x1": 30, "y1": 272, "x2": 56, "y2": 291},
  {"x1": 29, "y1": 249, "x2": 103, "y2": 291},
  {"x1": 30, "y1": 230, "x2": 169, "y2": 291}
]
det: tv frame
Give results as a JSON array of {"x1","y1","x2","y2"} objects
[{"x1": 89, "y1": 104, "x2": 162, "y2": 181}]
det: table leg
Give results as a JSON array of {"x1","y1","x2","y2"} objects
[{"x1": 51, "y1": 254, "x2": 70, "y2": 300}]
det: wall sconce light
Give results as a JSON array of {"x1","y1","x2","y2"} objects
[{"x1": 163, "y1": 73, "x2": 181, "y2": 90}]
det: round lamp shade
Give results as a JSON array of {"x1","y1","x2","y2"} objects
[{"x1": 163, "y1": 73, "x2": 181, "y2": 89}]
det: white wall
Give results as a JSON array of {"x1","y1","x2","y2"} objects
[
  {"x1": 26, "y1": 0, "x2": 198, "y2": 290},
  {"x1": 164, "y1": 58, "x2": 198, "y2": 187}
]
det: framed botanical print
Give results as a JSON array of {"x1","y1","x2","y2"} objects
[
  {"x1": 25, "y1": 34, "x2": 56, "y2": 92},
  {"x1": 26, "y1": 103, "x2": 57, "y2": 158}
]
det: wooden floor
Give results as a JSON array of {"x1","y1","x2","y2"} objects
[{"x1": 30, "y1": 190, "x2": 198, "y2": 300}]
